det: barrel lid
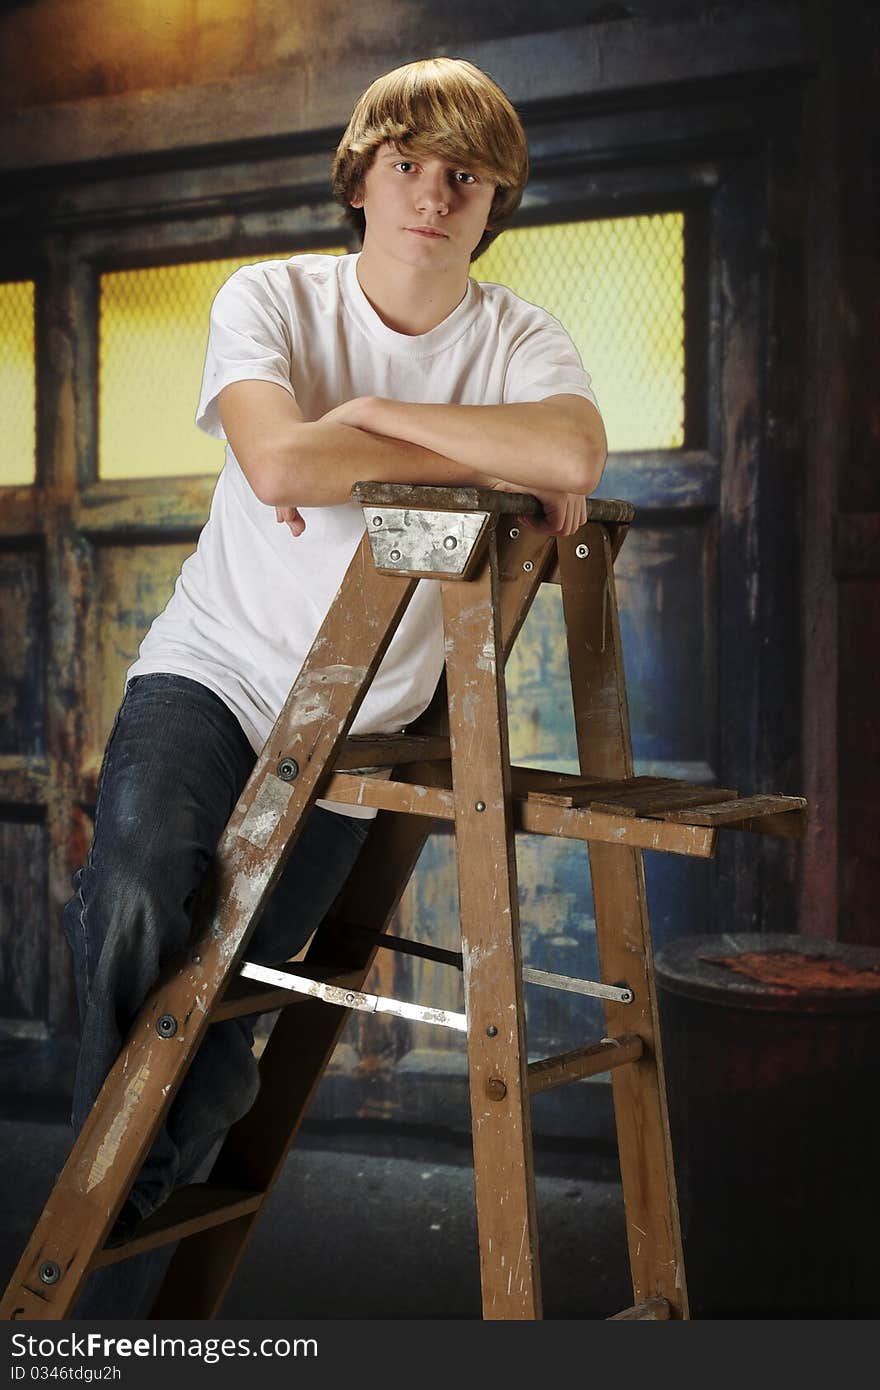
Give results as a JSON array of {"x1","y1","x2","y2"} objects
[{"x1": 655, "y1": 933, "x2": 880, "y2": 1013}]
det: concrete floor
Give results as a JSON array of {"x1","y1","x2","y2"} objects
[{"x1": 0, "y1": 1114, "x2": 632, "y2": 1320}]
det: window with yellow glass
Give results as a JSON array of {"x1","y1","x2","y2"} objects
[
  {"x1": 0, "y1": 281, "x2": 36, "y2": 487},
  {"x1": 98, "y1": 250, "x2": 347, "y2": 481},
  {"x1": 477, "y1": 213, "x2": 685, "y2": 452}
]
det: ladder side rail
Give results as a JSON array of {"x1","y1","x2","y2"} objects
[
  {"x1": 558, "y1": 522, "x2": 689, "y2": 1318},
  {"x1": 442, "y1": 525, "x2": 543, "y2": 1320}
]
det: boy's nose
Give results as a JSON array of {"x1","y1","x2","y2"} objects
[{"x1": 415, "y1": 176, "x2": 450, "y2": 214}]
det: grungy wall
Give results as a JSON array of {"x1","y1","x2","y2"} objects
[{"x1": 0, "y1": 0, "x2": 591, "y2": 112}]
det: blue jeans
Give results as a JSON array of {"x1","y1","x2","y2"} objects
[{"x1": 62, "y1": 673, "x2": 370, "y2": 1224}]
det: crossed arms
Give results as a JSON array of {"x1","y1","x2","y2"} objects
[{"x1": 218, "y1": 380, "x2": 608, "y2": 537}]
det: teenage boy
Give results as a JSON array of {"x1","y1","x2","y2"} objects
[{"x1": 62, "y1": 56, "x2": 606, "y2": 1273}]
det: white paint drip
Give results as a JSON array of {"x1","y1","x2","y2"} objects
[
  {"x1": 85, "y1": 1059, "x2": 151, "y2": 1193},
  {"x1": 477, "y1": 639, "x2": 496, "y2": 673},
  {"x1": 237, "y1": 774, "x2": 294, "y2": 850},
  {"x1": 286, "y1": 664, "x2": 369, "y2": 727}
]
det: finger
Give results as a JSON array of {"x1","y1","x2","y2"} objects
[{"x1": 566, "y1": 497, "x2": 586, "y2": 536}]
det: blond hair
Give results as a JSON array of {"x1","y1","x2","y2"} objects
[{"x1": 332, "y1": 58, "x2": 529, "y2": 262}]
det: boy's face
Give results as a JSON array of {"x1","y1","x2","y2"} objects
[{"x1": 352, "y1": 141, "x2": 496, "y2": 269}]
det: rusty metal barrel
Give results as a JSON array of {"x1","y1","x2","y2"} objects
[{"x1": 655, "y1": 933, "x2": 880, "y2": 1318}]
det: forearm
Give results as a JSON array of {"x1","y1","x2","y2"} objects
[
  {"x1": 258, "y1": 421, "x2": 497, "y2": 508},
  {"x1": 353, "y1": 396, "x2": 606, "y2": 496}
]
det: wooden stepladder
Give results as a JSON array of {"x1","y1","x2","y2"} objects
[{"x1": 2, "y1": 485, "x2": 806, "y2": 1321}]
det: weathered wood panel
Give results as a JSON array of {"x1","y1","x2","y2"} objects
[
  {"x1": 89, "y1": 540, "x2": 194, "y2": 765},
  {"x1": 0, "y1": 4, "x2": 808, "y2": 175},
  {"x1": 0, "y1": 545, "x2": 45, "y2": 756},
  {"x1": 506, "y1": 522, "x2": 717, "y2": 781},
  {"x1": 839, "y1": 579, "x2": 880, "y2": 945},
  {"x1": 0, "y1": 819, "x2": 48, "y2": 1022}
]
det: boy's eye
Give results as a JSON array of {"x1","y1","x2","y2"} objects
[
  {"x1": 454, "y1": 171, "x2": 477, "y2": 184},
  {"x1": 395, "y1": 161, "x2": 415, "y2": 173}
]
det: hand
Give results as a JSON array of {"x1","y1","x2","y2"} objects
[
  {"x1": 491, "y1": 480, "x2": 587, "y2": 537},
  {"x1": 275, "y1": 504, "x2": 305, "y2": 537},
  {"x1": 521, "y1": 489, "x2": 588, "y2": 537}
]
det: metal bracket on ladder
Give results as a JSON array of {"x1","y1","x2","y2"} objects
[{"x1": 362, "y1": 505, "x2": 490, "y2": 579}]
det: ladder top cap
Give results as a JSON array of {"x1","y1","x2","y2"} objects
[{"x1": 352, "y1": 482, "x2": 635, "y2": 525}]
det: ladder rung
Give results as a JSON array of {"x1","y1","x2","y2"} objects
[
  {"x1": 608, "y1": 1295, "x2": 672, "y2": 1320},
  {"x1": 528, "y1": 1034, "x2": 643, "y2": 1095},
  {"x1": 93, "y1": 1186, "x2": 263, "y2": 1267},
  {"x1": 334, "y1": 733, "x2": 450, "y2": 769}
]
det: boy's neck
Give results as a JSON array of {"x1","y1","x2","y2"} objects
[{"x1": 355, "y1": 243, "x2": 471, "y2": 336}]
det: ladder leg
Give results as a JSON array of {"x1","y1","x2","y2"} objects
[
  {"x1": 442, "y1": 528, "x2": 542, "y2": 1320},
  {"x1": 558, "y1": 522, "x2": 689, "y2": 1318}
]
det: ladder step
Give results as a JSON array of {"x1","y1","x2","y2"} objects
[
  {"x1": 321, "y1": 772, "x2": 719, "y2": 857},
  {"x1": 528, "y1": 1034, "x2": 643, "y2": 1095},
  {"x1": 657, "y1": 792, "x2": 808, "y2": 826},
  {"x1": 608, "y1": 1295, "x2": 672, "y2": 1320},
  {"x1": 510, "y1": 768, "x2": 623, "y2": 797},
  {"x1": 526, "y1": 775, "x2": 682, "y2": 808},
  {"x1": 93, "y1": 1185, "x2": 264, "y2": 1267},
  {"x1": 334, "y1": 733, "x2": 450, "y2": 769},
  {"x1": 591, "y1": 785, "x2": 739, "y2": 818}
]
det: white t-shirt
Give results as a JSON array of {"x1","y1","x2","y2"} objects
[{"x1": 127, "y1": 252, "x2": 599, "y2": 815}]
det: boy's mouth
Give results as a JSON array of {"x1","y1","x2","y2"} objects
[{"x1": 406, "y1": 226, "x2": 449, "y2": 239}]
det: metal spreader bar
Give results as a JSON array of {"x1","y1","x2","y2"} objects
[
  {"x1": 238, "y1": 960, "x2": 468, "y2": 1031},
  {"x1": 332, "y1": 921, "x2": 632, "y2": 1003},
  {"x1": 522, "y1": 967, "x2": 634, "y2": 1004}
]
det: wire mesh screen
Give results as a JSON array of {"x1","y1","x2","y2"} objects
[
  {"x1": 98, "y1": 249, "x2": 346, "y2": 480},
  {"x1": 0, "y1": 281, "x2": 36, "y2": 487},
  {"x1": 477, "y1": 213, "x2": 685, "y2": 451}
]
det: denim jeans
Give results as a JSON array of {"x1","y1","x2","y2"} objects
[{"x1": 62, "y1": 672, "x2": 370, "y2": 1227}]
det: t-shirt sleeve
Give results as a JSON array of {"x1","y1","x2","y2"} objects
[
  {"x1": 195, "y1": 266, "x2": 297, "y2": 441},
  {"x1": 503, "y1": 309, "x2": 600, "y2": 412}
]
